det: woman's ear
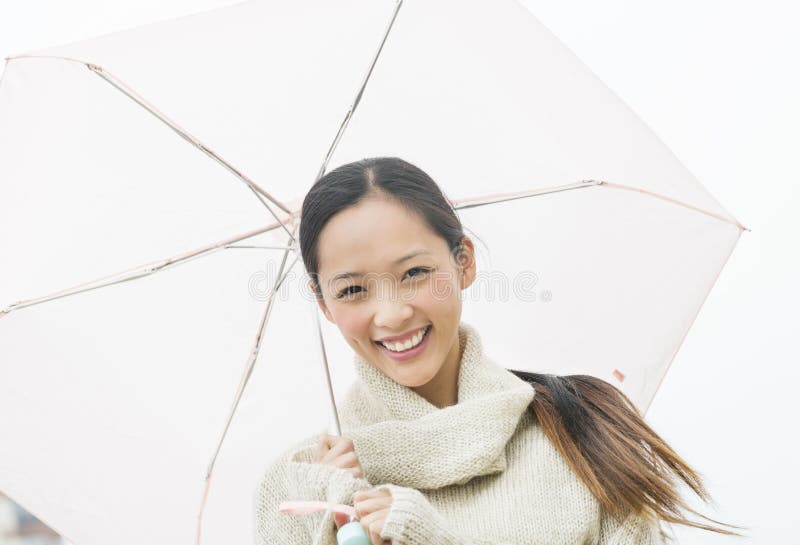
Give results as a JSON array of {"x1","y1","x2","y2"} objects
[{"x1": 457, "y1": 237, "x2": 477, "y2": 290}]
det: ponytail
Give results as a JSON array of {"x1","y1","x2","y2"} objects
[{"x1": 508, "y1": 371, "x2": 744, "y2": 536}]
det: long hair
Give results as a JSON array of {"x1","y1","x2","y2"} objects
[
  {"x1": 509, "y1": 370, "x2": 743, "y2": 536},
  {"x1": 299, "y1": 156, "x2": 742, "y2": 536}
]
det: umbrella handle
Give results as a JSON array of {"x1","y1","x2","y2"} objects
[
  {"x1": 336, "y1": 521, "x2": 371, "y2": 545},
  {"x1": 278, "y1": 501, "x2": 370, "y2": 545}
]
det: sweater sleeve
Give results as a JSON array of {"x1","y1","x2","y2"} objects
[
  {"x1": 255, "y1": 436, "x2": 373, "y2": 545},
  {"x1": 254, "y1": 448, "x2": 310, "y2": 545},
  {"x1": 374, "y1": 484, "x2": 668, "y2": 545},
  {"x1": 374, "y1": 483, "x2": 517, "y2": 545}
]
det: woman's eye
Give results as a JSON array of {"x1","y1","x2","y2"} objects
[
  {"x1": 337, "y1": 285, "x2": 362, "y2": 299},
  {"x1": 337, "y1": 268, "x2": 431, "y2": 299},
  {"x1": 405, "y1": 267, "x2": 432, "y2": 279}
]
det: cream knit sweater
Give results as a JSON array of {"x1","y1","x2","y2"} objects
[{"x1": 255, "y1": 322, "x2": 667, "y2": 544}]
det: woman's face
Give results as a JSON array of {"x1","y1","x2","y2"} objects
[{"x1": 313, "y1": 195, "x2": 476, "y2": 394}]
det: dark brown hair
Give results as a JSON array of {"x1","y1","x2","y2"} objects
[
  {"x1": 299, "y1": 156, "x2": 743, "y2": 537},
  {"x1": 509, "y1": 371, "x2": 743, "y2": 537}
]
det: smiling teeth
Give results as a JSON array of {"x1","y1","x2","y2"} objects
[{"x1": 380, "y1": 326, "x2": 429, "y2": 352}]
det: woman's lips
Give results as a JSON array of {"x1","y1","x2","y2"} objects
[
  {"x1": 374, "y1": 325, "x2": 429, "y2": 343},
  {"x1": 375, "y1": 325, "x2": 431, "y2": 362}
]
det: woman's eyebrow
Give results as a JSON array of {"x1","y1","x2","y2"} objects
[
  {"x1": 331, "y1": 250, "x2": 431, "y2": 282},
  {"x1": 395, "y1": 249, "x2": 431, "y2": 264}
]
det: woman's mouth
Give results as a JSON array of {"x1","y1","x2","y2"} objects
[{"x1": 374, "y1": 325, "x2": 432, "y2": 362}]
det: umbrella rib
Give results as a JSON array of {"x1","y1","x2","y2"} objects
[
  {"x1": 312, "y1": 289, "x2": 342, "y2": 436},
  {"x1": 197, "y1": 226, "x2": 299, "y2": 544},
  {"x1": 600, "y1": 181, "x2": 749, "y2": 231},
  {"x1": 224, "y1": 244, "x2": 295, "y2": 250},
  {"x1": 315, "y1": 0, "x2": 403, "y2": 180},
  {"x1": 6, "y1": 54, "x2": 295, "y2": 241},
  {"x1": 203, "y1": 246, "x2": 298, "y2": 481},
  {"x1": 84, "y1": 63, "x2": 295, "y2": 240},
  {"x1": 0, "y1": 219, "x2": 293, "y2": 317},
  {"x1": 643, "y1": 227, "x2": 744, "y2": 416},
  {"x1": 453, "y1": 179, "x2": 749, "y2": 231},
  {"x1": 452, "y1": 180, "x2": 602, "y2": 209}
]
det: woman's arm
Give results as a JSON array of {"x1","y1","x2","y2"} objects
[
  {"x1": 373, "y1": 485, "x2": 668, "y2": 545},
  {"x1": 254, "y1": 452, "x2": 311, "y2": 545},
  {"x1": 255, "y1": 437, "x2": 374, "y2": 545},
  {"x1": 374, "y1": 484, "x2": 516, "y2": 545}
]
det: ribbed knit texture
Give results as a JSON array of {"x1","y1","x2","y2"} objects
[{"x1": 255, "y1": 322, "x2": 667, "y2": 544}]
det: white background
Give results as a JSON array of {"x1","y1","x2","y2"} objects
[{"x1": 1, "y1": 1, "x2": 797, "y2": 543}]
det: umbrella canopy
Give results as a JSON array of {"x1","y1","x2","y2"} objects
[{"x1": 0, "y1": 0, "x2": 745, "y2": 544}]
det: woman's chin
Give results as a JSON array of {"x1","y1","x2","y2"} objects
[{"x1": 388, "y1": 366, "x2": 436, "y2": 389}]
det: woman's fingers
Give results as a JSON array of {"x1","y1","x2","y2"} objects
[
  {"x1": 320, "y1": 436, "x2": 353, "y2": 464},
  {"x1": 330, "y1": 450, "x2": 357, "y2": 469},
  {"x1": 352, "y1": 489, "x2": 392, "y2": 544},
  {"x1": 313, "y1": 434, "x2": 334, "y2": 462},
  {"x1": 359, "y1": 510, "x2": 389, "y2": 545},
  {"x1": 353, "y1": 488, "x2": 390, "y2": 501},
  {"x1": 367, "y1": 520, "x2": 383, "y2": 545},
  {"x1": 354, "y1": 497, "x2": 390, "y2": 519},
  {"x1": 313, "y1": 433, "x2": 349, "y2": 462},
  {"x1": 313, "y1": 434, "x2": 364, "y2": 478},
  {"x1": 333, "y1": 512, "x2": 350, "y2": 529},
  {"x1": 333, "y1": 452, "x2": 365, "y2": 478}
]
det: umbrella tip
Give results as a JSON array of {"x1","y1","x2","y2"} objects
[
  {"x1": 1, "y1": 302, "x2": 20, "y2": 316},
  {"x1": 0, "y1": 301, "x2": 24, "y2": 318}
]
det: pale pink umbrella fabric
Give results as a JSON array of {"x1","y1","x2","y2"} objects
[{"x1": 0, "y1": 0, "x2": 745, "y2": 544}]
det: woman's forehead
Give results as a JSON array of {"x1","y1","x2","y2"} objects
[
  {"x1": 316, "y1": 199, "x2": 445, "y2": 276},
  {"x1": 318, "y1": 233, "x2": 442, "y2": 278}
]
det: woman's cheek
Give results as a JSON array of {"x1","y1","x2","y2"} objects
[
  {"x1": 331, "y1": 307, "x2": 361, "y2": 339},
  {"x1": 429, "y1": 271, "x2": 458, "y2": 302}
]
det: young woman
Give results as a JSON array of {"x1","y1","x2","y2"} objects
[{"x1": 255, "y1": 157, "x2": 739, "y2": 545}]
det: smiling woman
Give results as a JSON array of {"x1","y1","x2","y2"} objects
[
  {"x1": 254, "y1": 157, "x2": 741, "y2": 545},
  {"x1": 305, "y1": 176, "x2": 477, "y2": 409}
]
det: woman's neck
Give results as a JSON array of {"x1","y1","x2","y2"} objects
[{"x1": 411, "y1": 333, "x2": 462, "y2": 408}]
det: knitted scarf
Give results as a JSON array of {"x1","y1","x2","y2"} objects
[{"x1": 339, "y1": 321, "x2": 535, "y2": 490}]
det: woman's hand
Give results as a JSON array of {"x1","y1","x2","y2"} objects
[
  {"x1": 314, "y1": 435, "x2": 391, "y2": 543},
  {"x1": 335, "y1": 487, "x2": 393, "y2": 545},
  {"x1": 312, "y1": 433, "x2": 365, "y2": 479}
]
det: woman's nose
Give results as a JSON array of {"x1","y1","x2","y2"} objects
[{"x1": 372, "y1": 295, "x2": 413, "y2": 329}]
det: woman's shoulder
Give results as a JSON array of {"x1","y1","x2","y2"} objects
[{"x1": 509, "y1": 408, "x2": 596, "y2": 493}]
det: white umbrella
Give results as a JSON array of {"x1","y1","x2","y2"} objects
[{"x1": 0, "y1": 0, "x2": 746, "y2": 544}]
